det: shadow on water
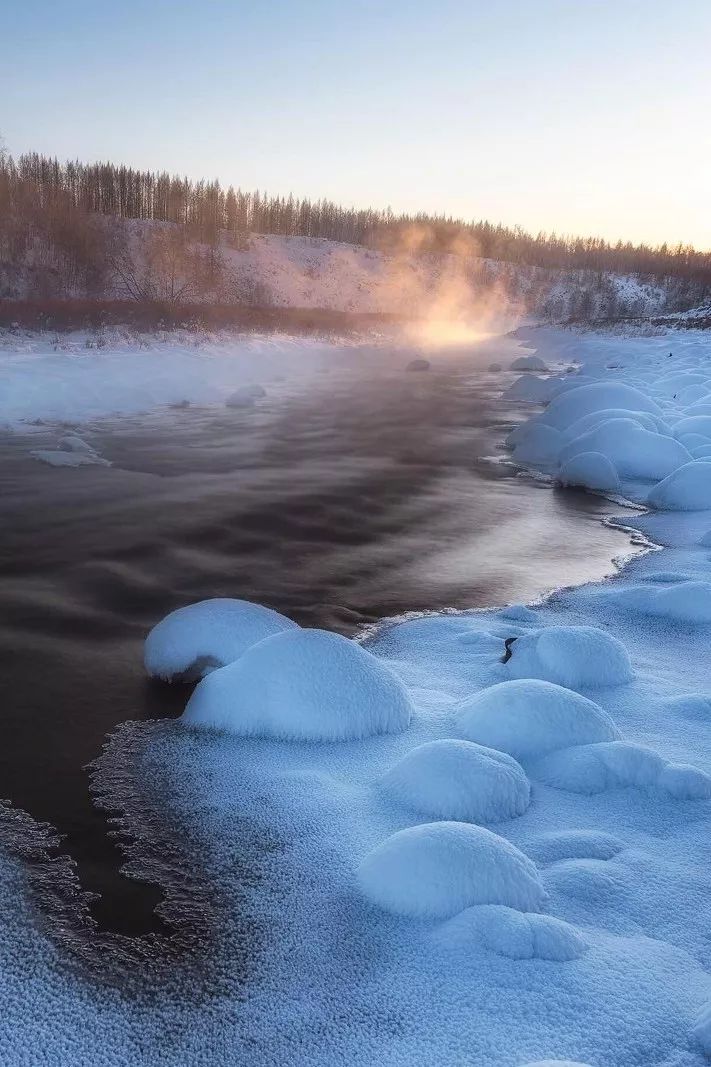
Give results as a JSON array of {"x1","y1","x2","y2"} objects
[{"x1": 0, "y1": 357, "x2": 636, "y2": 947}]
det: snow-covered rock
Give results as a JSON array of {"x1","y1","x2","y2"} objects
[
  {"x1": 455, "y1": 679, "x2": 620, "y2": 762},
  {"x1": 358, "y1": 822, "x2": 546, "y2": 919},
  {"x1": 533, "y1": 741, "x2": 711, "y2": 798},
  {"x1": 558, "y1": 419, "x2": 692, "y2": 482},
  {"x1": 505, "y1": 626, "x2": 634, "y2": 689},
  {"x1": 648, "y1": 461, "x2": 711, "y2": 511},
  {"x1": 558, "y1": 451, "x2": 620, "y2": 492},
  {"x1": 436, "y1": 905, "x2": 587, "y2": 961},
  {"x1": 381, "y1": 740, "x2": 530, "y2": 824},
  {"x1": 541, "y1": 382, "x2": 663, "y2": 431},
  {"x1": 182, "y1": 628, "x2": 413, "y2": 740},
  {"x1": 513, "y1": 424, "x2": 563, "y2": 465},
  {"x1": 145, "y1": 597, "x2": 298, "y2": 681}
]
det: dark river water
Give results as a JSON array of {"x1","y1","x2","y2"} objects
[{"x1": 0, "y1": 353, "x2": 635, "y2": 945}]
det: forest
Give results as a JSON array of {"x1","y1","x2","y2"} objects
[{"x1": 1, "y1": 149, "x2": 710, "y2": 315}]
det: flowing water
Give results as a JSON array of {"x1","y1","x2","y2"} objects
[{"x1": 0, "y1": 353, "x2": 637, "y2": 943}]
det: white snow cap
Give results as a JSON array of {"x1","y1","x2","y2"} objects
[
  {"x1": 505, "y1": 626, "x2": 634, "y2": 689},
  {"x1": 358, "y1": 821, "x2": 546, "y2": 919},
  {"x1": 558, "y1": 451, "x2": 620, "y2": 493},
  {"x1": 381, "y1": 740, "x2": 530, "y2": 824},
  {"x1": 455, "y1": 679, "x2": 620, "y2": 762},
  {"x1": 145, "y1": 597, "x2": 298, "y2": 681},
  {"x1": 182, "y1": 627, "x2": 413, "y2": 741},
  {"x1": 647, "y1": 461, "x2": 711, "y2": 511}
]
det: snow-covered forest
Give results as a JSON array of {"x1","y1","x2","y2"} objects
[{"x1": 2, "y1": 151, "x2": 710, "y2": 323}]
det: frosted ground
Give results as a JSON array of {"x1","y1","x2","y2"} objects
[{"x1": 3, "y1": 326, "x2": 711, "y2": 1064}]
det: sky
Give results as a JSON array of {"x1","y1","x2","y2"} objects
[{"x1": 3, "y1": 0, "x2": 710, "y2": 249}]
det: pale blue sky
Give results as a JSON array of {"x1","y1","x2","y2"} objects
[{"x1": 3, "y1": 0, "x2": 710, "y2": 247}]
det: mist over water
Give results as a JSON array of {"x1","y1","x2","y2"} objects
[{"x1": 0, "y1": 349, "x2": 636, "y2": 946}]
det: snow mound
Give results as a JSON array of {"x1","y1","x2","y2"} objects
[
  {"x1": 145, "y1": 597, "x2": 298, "y2": 681},
  {"x1": 558, "y1": 419, "x2": 692, "y2": 481},
  {"x1": 182, "y1": 627, "x2": 413, "y2": 740},
  {"x1": 648, "y1": 461, "x2": 711, "y2": 511},
  {"x1": 30, "y1": 448, "x2": 110, "y2": 468},
  {"x1": 510, "y1": 354, "x2": 548, "y2": 372},
  {"x1": 541, "y1": 382, "x2": 662, "y2": 431},
  {"x1": 506, "y1": 626, "x2": 634, "y2": 689},
  {"x1": 533, "y1": 741, "x2": 711, "y2": 798},
  {"x1": 381, "y1": 740, "x2": 530, "y2": 824},
  {"x1": 513, "y1": 424, "x2": 563, "y2": 465},
  {"x1": 672, "y1": 416, "x2": 711, "y2": 440},
  {"x1": 527, "y1": 829, "x2": 624, "y2": 864},
  {"x1": 358, "y1": 822, "x2": 546, "y2": 919},
  {"x1": 609, "y1": 581, "x2": 711, "y2": 624},
  {"x1": 560, "y1": 407, "x2": 661, "y2": 443},
  {"x1": 558, "y1": 452, "x2": 620, "y2": 492},
  {"x1": 436, "y1": 904, "x2": 587, "y2": 960},
  {"x1": 406, "y1": 358, "x2": 430, "y2": 372},
  {"x1": 455, "y1": 679, "x2": 620, "y2": 762}
]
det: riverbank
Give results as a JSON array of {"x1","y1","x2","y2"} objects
[{"x1": 2, "y1": 326, "x2": 711, "y2": 1065}]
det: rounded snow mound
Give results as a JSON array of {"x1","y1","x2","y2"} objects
[
  {"x1": 648, "y1": 461, "x2": 711, "y2": 511},
  {"x1": 510, "y1": 354, "x2": 548, "y2": 372},
  {"x1": 541, "y1": 382, "x2": 662, "y2": 431},
  {"x1": 182, "y1": 627, "x2": 413, "y2": 741},
  {"x1": 145, "y1": 597, "x2": 298, "y2": 681},
  {"x1": 381, "y1": 740, "x2": 530, "y2": 824},
  {"x1": 558, "y1": 419, "x2": 692, "y2": 481},
  {"x1": 436, "y1": 904, "x2": 587, "y2": 961},
  {"x1": 533, "y1": 741, "x2": 711, "y2": 798},
  {"x1": 358, "y1": 822, "x2": 546, "y2": 919},
  {"x1": 560, "y1": 408, "x2": 661, "y2": 443},
  {"x1": 455, "y1": 679, "x2": 620, "y2": 762},
  {"x1": 513, "y1": 424, "x2": 563, "y2": 465},
  {"x1": 558, "y1": 451, "x2": 620, "y2": 492},
  {"x1": 506, "y1": 626, "x2": 634, "y2": 689},
  {"x1": 608, "y1": 581, "x2": 711, "y2": 624}
]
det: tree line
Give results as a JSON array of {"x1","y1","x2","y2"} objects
[{"x1": 2, "y1": 150, "x2": 710, "y2": 283}]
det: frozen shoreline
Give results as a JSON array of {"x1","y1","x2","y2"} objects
[{"x1": 3, "y1": 326, "x2": 711, "y2": 1065}]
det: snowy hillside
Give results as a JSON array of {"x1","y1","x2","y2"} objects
[{"x1": 0, "y1": 221, "x2": 682, "y2": 326}]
